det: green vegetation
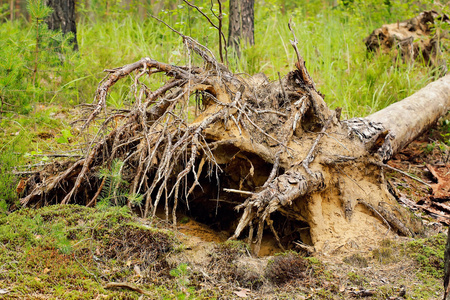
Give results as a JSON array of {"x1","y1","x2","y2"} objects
[
  {"x1": 1, "y1": 0, "x2": 448, "y2": 116},
  {"x1": 97, "y1": 158, "x2": 143, "y2": 208},
  {"x1": 0, "y1": 204, "x2": 185, "y2": 298},
  {"x1": 406, "y1": 233, "x2": 446, "y2": 278}
]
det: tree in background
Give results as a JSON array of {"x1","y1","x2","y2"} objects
[
  {"x1": 45, "y1": 0, "x2": 78, "y2": 50},
  {"x1": 228, "y1": 0, "x2": 254, "y2": 56}
]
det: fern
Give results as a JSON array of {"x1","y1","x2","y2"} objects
[{"x1": 97, "y1": 159, "x2": 143, "y2": 208}]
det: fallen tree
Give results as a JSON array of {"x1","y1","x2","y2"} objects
[
  {"x1": 365, "y1": 10, "x2": 449, "y2": 74},
  {"x1": 19, "y1": 27, "x2": 450, "y2": 255}
]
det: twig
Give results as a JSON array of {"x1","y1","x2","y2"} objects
[
  {"x1": 224, "y1": 188, "x2": 254, "y2": 196},
  {"x1": 12, "y1": 170, "x2": 42, "y2": 175},
  {"x1": 372, "y1": 161, "x2": 432, "y2": 188},
  {"x1": 183, "y1": 0, "x2": 227, "y2": 63},
  {"x1": 73, "y1": 253, "x2": 99, "y2": 284},
  {"x1": 293, "y1": 240, "x2": 315, "y2": 253},
  {"x1": 254, "y1": 109, "x2": 288, "y2": 117},
  {"x1": 25, "y1": 153, "x2": 83, "y2": 158},
  {"x1": 104, "y1": 282, "x2": 150, "y2": 295},
  {"x1": 288, "y1": 19, "x2": 317, "y2": 90},
  {"x1": 357, "y1": 199, "x2": 391, "y2": 236},
  {"x1": 86, "y1": 177, "x2": 106, "y2": 207}
]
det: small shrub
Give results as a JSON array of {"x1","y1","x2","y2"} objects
[
  {"x1": 265, "y1": 252, "x2": 308, "y2": 285},
  {"x1": 343, "y1": 253, "x2": 369, "y2": 268}
]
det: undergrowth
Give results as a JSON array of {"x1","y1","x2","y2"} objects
[
  {"x1": 1, "y1": 0, "x2": 448, "y2": 117},
  {"x1": 0, "y1": 204, "x2": 183, "y2": 298}
]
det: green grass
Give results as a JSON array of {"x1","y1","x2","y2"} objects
[{"x1": 2, "y1": 0, "x2": 447, "y2": 117}]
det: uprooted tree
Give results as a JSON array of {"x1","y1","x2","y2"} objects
[
  {"x1": 19, "y1": 24, "x2": 450, "y2": 255},
  {"x1": 365, "y1": 10, "x2": 449, "y2": 74}
]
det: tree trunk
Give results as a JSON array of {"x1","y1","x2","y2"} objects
[
  {"x1": 45, "y1": 0, "x2": 78, "y2": 51},
  {"x1": 9, "y1": 0, "x2": 14, "y2": 21},
  {"x1": 366, "y1": 75, "x2": 450, "y2": 158},
  {"x1": 228, "y1": 0, "x2": 254, "y2": 55},
  {"x1": 445, "y1": 226, "x2": 450, "y2": 300}
]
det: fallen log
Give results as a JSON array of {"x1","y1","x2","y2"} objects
[
  {"x1": 365, "y1": 10, "x2": 449, "y2": 75},
  {"x1": 19, "y1": 28, "x2": 450, "y2": 255},
  {"x1": 366, "y1": 75, "x2": 450, "y2": 156}
]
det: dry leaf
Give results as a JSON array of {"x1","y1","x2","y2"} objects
[
  {"x1": 427, "y1": 164, "x2": 450, "y2": 199},
  {"x1": 233, "y1": 288, "x2": 251, "y2": 298}
]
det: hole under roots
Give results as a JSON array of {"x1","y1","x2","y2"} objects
[{"x1": 169, "y1": 150, "x2": 313, "y2": 256}]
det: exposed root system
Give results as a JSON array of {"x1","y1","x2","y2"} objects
[{"x1": 20, "y1": 27, "x2": 428, "y2": 255}]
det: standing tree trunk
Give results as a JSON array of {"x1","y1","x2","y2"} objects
[
  {"x1": 9, "y1": 0, "x2": 14, "y2": 21},
  {"x1": 228, "y1": 0, "x2": 254, "y2": 56},
  {"x1": 45, "y1": 0, "x2": 78, "y2": 51},
  {"x1": 445, "y1": 226, "x2": 450, "y2": 300}
]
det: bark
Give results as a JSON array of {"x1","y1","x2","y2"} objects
[
  {"x1": 9, "y1": 0, "x2": 14, "y2": 21},
  {"x1": 366, "y1": 74, "x2": 450, "y2": 158},
  {"x1": 445, "y1": 226, "x2": 450, "y2": 300},
  {"x1": 365, "y1": 11, "x2": 449, "y2": 75},
  {"x1": 45, "y1": 0, "x2": 78, "y2": 50},
  {"x1": 228, "y1": 0, "x2": 255, "y2": 55}
]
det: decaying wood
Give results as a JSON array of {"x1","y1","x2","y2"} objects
[
  {"x1": 18, "y1": 24, "x2": 450, "y2": 255},
  {"x1": 366, "y1": 75, "x2": 450, "y2": 157},
  {"x1": 365, "y1": 10, "x2": 449, "y2": 74}
]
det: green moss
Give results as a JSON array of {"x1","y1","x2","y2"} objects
[
  {"x1": 405, "y1": 234, "x2": 445, "y2": 278},
  {"x1": 347, "y1": 271, "x2": 368, "y2": 286},
  {"x1": 0, "y1": 204, "x2": 180, "y2": 298},
  {"x1": 304, "y1": 256, "x2": 321, "y2": 265}
]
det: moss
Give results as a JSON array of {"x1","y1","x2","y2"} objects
[
  {"x1": 405, "y1": 234, "x2": 445, "y2": 278},
  {"x1": 0, "y1": 204, "x2": 180, "y2": 298},
  {"x1": 304, "y1": 256, "x2": 321, "y2": 265}
]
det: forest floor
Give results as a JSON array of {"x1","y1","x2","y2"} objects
[{"x1": 0, "y1": 105, "x2": 448, "y2": 299}]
